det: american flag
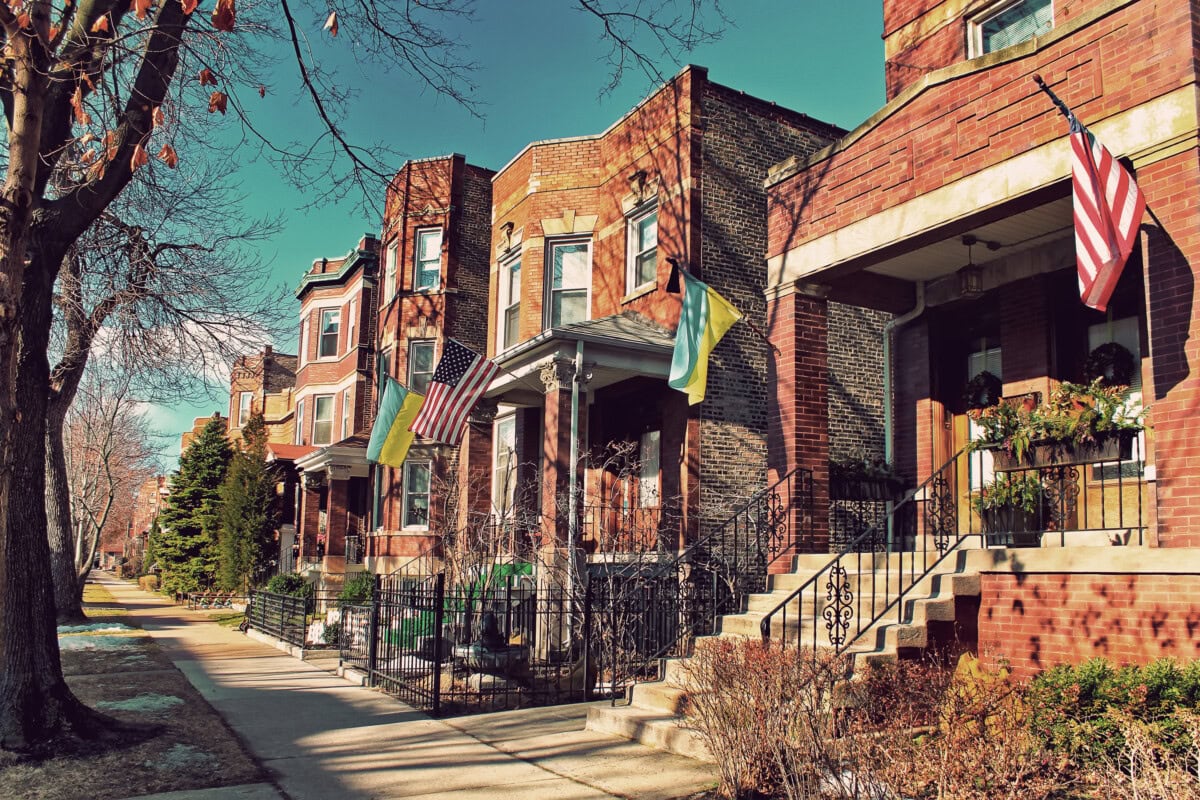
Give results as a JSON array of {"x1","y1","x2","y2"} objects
[
  {"x1": 1070, "y1": 116, "x2": 1146, "y2": 312},
  {"x1": 409, "y1": 339, "x2": 500, "y2": 445}
]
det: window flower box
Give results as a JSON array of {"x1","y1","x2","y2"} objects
[{"x1": 989, "y1": 430, "x2": 1135, "y2": 471}]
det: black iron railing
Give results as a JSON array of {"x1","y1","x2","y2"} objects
[
  {"x1": 246, "y1": 590, "x2": 312, "y2": 648},
  {"x1": 592, "y1": 467, "x2": 812, "y2": 699},
  {"x1": 345, "y1": 534, "x2": 364, "y2": 566},
  {"x1": 760, "y1": 436, "x2": 1147, "y2": 655}
]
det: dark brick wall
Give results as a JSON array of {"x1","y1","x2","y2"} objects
[
  {"x1": 696, "y1": 82, "x2": 843, "y2": 526},
  {"x1": 827, "y1": 302, "x2": 889, "y2": 464}
]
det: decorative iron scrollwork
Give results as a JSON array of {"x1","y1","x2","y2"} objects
[
  {"x1": 822, "y1": 563, "x2": 853, "y2": 648},
  {"x1": 925, "y1": 470, "x2": 957, "y2": 553},
  {"x1": 1040, "y1": 466, "x2": 1079, "y2": 531}
]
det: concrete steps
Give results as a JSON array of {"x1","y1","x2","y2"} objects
[{"x1": 585, "y1": 550, "x2": 985, "y2": 760}]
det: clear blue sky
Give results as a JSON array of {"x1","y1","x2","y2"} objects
[{"x1": 151, "y1": 0, "x2": 887, "y2": 464}]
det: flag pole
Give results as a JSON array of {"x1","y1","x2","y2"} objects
[{"x1": 1031, "y1": 74, "x2": 1074, "y2": 123}]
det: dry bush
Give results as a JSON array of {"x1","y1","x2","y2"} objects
[
  {"x1": 845, "y1": 653, "x2": 1069, "y2": 800},
  {"x1": 682, "y1": 638, "x2": 853, "y2": 799},
  {"x1": 1085, "y1": 709, "x2": 1200, "y2": 799}
]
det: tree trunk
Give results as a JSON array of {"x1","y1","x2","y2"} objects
[{"x1": 45, "y1": 403, "x2": 84, "y2": 623}]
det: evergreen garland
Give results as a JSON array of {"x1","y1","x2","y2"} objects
[{"x1": 156, "y1": 417, "x2": 232, "y2": 595}]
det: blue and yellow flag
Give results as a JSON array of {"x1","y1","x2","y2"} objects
[
  {"x1": 366, "y1": 377, "x2": 425, "y2": 467},
  {"x1": 668, "y1": 275, "x2": 742, "y2": 405}
]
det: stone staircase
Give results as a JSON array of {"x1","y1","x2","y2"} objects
[{"x1": 586, "y1": 550, "x2": 985, "y2": 759}]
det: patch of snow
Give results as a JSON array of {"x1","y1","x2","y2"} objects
[
  {"x1": 58, "y1": 622, "x2": 134, "y2": 634},
  {"x1": 146, "y1": 743, "x2": 215, "y2": 771},
  {"x1": 96, "y1": 693, "x2": 184, "y2": 713},
  {"x1": 58, "y1": 634, "x2": 139, "y2": 651}
]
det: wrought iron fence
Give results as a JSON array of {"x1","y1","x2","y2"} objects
[
  {"x1": 761, "y1": 436, "x2": 1147, "y2": 654},
  {"x1": 345, "y1": 534, "x2": 364, "y2": 566},
  {"x1": 580, "y1": 503, "x2": 668, "y2": 553},
  {"x1": 246, "y1": 590, "x2": 312, "y2": 648},
  {"x1": 340, "y1": 572, "x2": 593, "y2": 716}
]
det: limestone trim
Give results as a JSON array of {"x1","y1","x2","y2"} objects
[
  {"x1": 767, "y1": 88, "x2": 1199, "y2": 288},
  {"x1": 541, "y1": 210, "x2": 599, "y2": 237}
]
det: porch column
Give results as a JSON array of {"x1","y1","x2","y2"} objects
[
  {"x1": 324, "y1": 466, "x2": 350, "y2": 572},
  {"x1": 459, "y1": 399, "x2": 497, "y2": 531},
  {"x1": 538, "y1": 356, "x2": 588, "y2": 550},
  {"x1": 767, "y1": 281, "x2": 831, "y2": 555},
  {"x1": 297, "y1": 473, "x2": 323, "y2": 565}
]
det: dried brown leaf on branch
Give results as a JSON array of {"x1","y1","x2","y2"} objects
[
  {"x1": 207, "y1": 91, "x2": 228, "y2": 114},
  {"x1": 181, "y1": 0, "x2": 197, "y2": 13},
  {"x1": 198, "y1": 67, "x2": 217, "y2": 86},
  {"x1": 211, "y1": 0, "x2": 234, "y2": 31},
  {"x1": 90, "y1": 14, "x2": 108, "y2": 32},
  {"x1": 157, "y1": 144, "x2": 178, "y2": 168},
  {"x1": 130, "y1": 0, "x2": 152, "y2": 21},
  {"x1": 71, "y1": 87, "x2": 91, "y2": 126},
  {"x1": 323, "y1": 11, "x2": 337, "y2": 37},
  {"x1": 152, "y1": 106, "x2": 165, "y2": 127},
  {"x1": 130, "y1": 142, "x2": 149, "y2": 171},
  {"x1": 257, "y1": 84, "x2": 266, "y2": 98}
]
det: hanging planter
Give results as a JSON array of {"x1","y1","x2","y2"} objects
[
  {"x1": 963, "y1": 370, "x2": 1003, "y2": 411},
  {"x1": 988, "y1": 430, "x2": 1134, "y2": 470}
]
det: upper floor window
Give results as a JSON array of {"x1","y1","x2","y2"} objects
[
  {"x1": 348, "y1": 297, "x2": 358, "y2": 348},
  {"x1": 408, "y1": 340, "x2": 436, "y2": 395},
  {"x1": 294, "y1": 398, "x2": 306, "y2": 445},
  {"x1": 384, "y1": 242, "x2": 398, "y2": 301},
  {"x1": 546, "y1": 239, "x2": 590, "y2": 328},
  {"x1": 299, "y1": 318, "x2": 309, "y2": 366},
  {"x1": 415, "y1": 228, "x2": 442, "y2": 290},
  {"x1": 968, "y1": 0, "x2": 1052, "y2": 57},
  {"x1": 237, "y1": 391, "x2": 253, "y2": 428},
  {"x1": 318, "y1": 308, "x2": 340, "y2": 359},
  {"x1": 341, "y1": 390, "x2": 352, "y2": 439},
  {"x1": 402, "y1": 460, "x2": 431, "y2": 528},
  {"x1": 626, "y1": 204, "x2": 658, "y2": 293},
  {"x1": 499, "y1": 254, "x2": 521, "y2": 352},
  {"x1": 313, "y1": 394, "x2": 334, "y2": 445}
]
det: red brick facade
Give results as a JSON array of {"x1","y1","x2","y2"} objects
[{"x1": 978, "y1": 571, "x2": 1200, "y2": 679}]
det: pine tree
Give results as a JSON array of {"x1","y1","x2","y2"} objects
[
  {"x1": 156, "y1": 417, "x2": 232, "y2": 595},
  {"x1": 142, "y1": 516, "x2": 161, "y2": 577},
  {"x1": 216, "y1": 413, "x2": 277, "y2": 591}
]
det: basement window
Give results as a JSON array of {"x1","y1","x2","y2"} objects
[{"x1": 968, "y1": 0, "x2": 1052, "y2": 58}]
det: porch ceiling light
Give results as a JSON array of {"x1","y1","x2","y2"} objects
[{"x1": 957, "y1": 235, "x2": 985, "y2": 300}]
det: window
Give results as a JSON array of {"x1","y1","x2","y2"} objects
[
  {"x1": 299, "y1": 318, "x2": 309, "y2": 365},
  {"x1": 384, "y1": 243, "x2": 398, "y2": 301},
  {"x1": 546, "y1": 239, "x2": 590, "y2": 327},
  {"x1": 499, "y1": 255, "x2": 521, "y2": 351},
  {"x1": 638, "y1": 430, "x2": 661, "y2": 507},
  {"x1": 318, "y1": 309, "x2": 340, "y2": 359},
  {"x1": 402, "y1": 461, "x2": 431, "y2": 528},
  {"x1": 627, "y1": 204, "x2": 658, "y2": 292},
  {"x1": 313, "y1": 395, "x2": 334, "y2": 445},
  {"x1": 967, "y1": 342, "x2": 1002, "y2": 491},
  {"x1": 493, "y1": 415, "x2": 517, "y2": 516},
  {"x1": 237, "y1": 391, "x2": 253, "y2": 427},
  {"x1": 414, "y1": 228, "x2": 442, "y2": 290},
  {"x1": 408, "y1": 340, "x2": 436, "y2": 395},
  {"x1": 341, "y1": 390, "x2": 352, "y2": 439},
  {"x1": 968, "y1": 0, "x2": 1052, "y2": 57},
  {"x1": 294, "y1": 398, "x2": 305, "y2": 445},
  {"x1": 1088, "y1": 317, "x2": 1144, "y2": 479},
  {"x1": 348, "y1": 297, "x2": 358, "y2": 348}
]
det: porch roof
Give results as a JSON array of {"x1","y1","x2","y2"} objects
[
  {"x1": 266, "y1": 443, "x2": 317, "y2": 463},
  {"x1": 485, "y1": 312, "x2": 674, "y2": 406},
  {"x1": 295, "y1": 433, "x2": 371, "y2": 479}
]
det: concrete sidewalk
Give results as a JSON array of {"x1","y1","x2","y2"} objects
[{"x1": 95, "y1": 574, "x2": 716, "y2": 800}]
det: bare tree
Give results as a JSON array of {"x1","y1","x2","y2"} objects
[
  {"x1": 0, "y1": 0, "x2": 723, "y2": 754},
  {"x1": 61, "y1": 368, "x2": 156, "y2": 595}
]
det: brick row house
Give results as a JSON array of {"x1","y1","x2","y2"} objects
[
  {"x1": 763, "y1": 0, "x2": 1200, "y2": 675},
  {"x1": 271, "y1": 236, "x2": 379, "y2": 587},
  {"x1": 228, "y1": 345, "x2": 298, "y2": 446}
]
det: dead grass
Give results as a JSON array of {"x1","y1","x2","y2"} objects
[{"x1": 0, "y1": 589, "x2": 265, "y2": 800}]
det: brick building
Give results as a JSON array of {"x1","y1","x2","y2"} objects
[
  {"x1": 228, "y1": 345, "x2": 297, "y2": 445},
  {"x1": 284, "y1": 235, "x2": 380, "y2": 585},
  {"x1": 479, "y1": 65, "x2": 860, "y2": 572},
  {"x1": 764, "y1": 0, "x2": 1200, "y2": 675},
  {"x1": 369, "y1": 154, "x2": 496, "y2": 573},
  {"x1": 123, "y1": 475, "x2": 168, "y2": 575},
  {"x1": 180, "y1": 412, "x2": 226, "y2": 452}
]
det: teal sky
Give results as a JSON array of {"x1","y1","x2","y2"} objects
[{"x1": 151, "y1": 0, "x2": 887, "y2": 464}]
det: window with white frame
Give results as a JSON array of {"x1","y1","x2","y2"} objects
[
  {"x1": 408, "y1": 340, "x2": 436, "y2": 395},
  {"x1": 341, "y1": 390, "x2": 352, "y2": 439},
  {"x1": 968, "y1": 0, "x2": 1052, "y2": 57},
  {"x1": 294, "y1": 399, "x2": 305, "y2": 445},
  {"x1": 493, "y1": 414, "x2": 517, "y2": 517},
  {"x1": 402, "y1": 461, "x2": 431, "y2": 528},
  {"x1": 414, "y1": 228, "x2": 442, "y2": 290},
  {"x1": 384, "y1": 242, "x2": 398, "y2": 302},
  {"x1": 347, "y1": 297, "x2": 358, "y2": 349},
  {"x1": 299, "y1": 318, "x2": 309, "y2": 365},
  {"x1": 626, "y1": 204, "x2": 658, "y2": 293},
  {"x1": 312, "y1": 395, "x2": 334, "y2": 445},
  {"x1": 499, "y1": 254, "x2": 521, "y2": 352},
  {"x1": 238, "y1": 391, "x2": 253, "y2": 427},
  {"x1": 967, "y1": 342, "x2": 1002, "y2": 491},
  {"x1": 638, "y1": 429, "x2": 661, "y2": 507},
  {"x1": 318, "y1": 309, "x2": 340, "y2": 359},
  {"x1": 1088, "y1": 317, "x2": 1144, "y2": 479},
  {"x1": 546, "y1": 239, "x2": 590, "y2": 328}
]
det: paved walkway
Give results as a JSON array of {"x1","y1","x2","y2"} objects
[{"x1": 94, "y1": 574, "x2": 716, "y2": 800}]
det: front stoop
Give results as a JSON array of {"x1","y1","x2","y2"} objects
[{"x1": 585, "y1": 554, "x2": 985, "y2": 759}]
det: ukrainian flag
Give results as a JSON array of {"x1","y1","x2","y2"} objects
[
  {"x1": 366, "y1": 377, "x2": 425, "y2": 467},
  {"x1": 668, "y1": 275, "x2": 742, "y2": 405}
]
